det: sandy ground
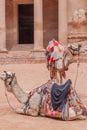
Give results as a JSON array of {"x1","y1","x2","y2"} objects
[{"x1": 0, "y1": 63, "x2": 87, "y2": 130}]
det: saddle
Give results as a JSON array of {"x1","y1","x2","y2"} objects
[{"x1": 51, "y1": 79, "x2": 72, "y2": 110}]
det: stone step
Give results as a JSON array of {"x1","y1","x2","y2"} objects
[
  {"x1": 0, "y1": 51, "x2": 87, "y2": 64},
  {"x1": 0, "y1": 51, "x2": 46, "y2": 64},
  {"x1": 0, "y1": 57, "x2": 46, "y2": 64}
]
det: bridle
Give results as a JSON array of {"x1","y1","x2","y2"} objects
[
  {"x1": 68, "y1": 46, "x2": 77, "y2": 55},
  {"x1": 4, "y1": 71, "x2": 15, "y2": 87},
  {"x1": 68, "y1": 44, "x2": 82, "y2": 56}
]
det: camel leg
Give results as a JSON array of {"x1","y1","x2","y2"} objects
[
  {"x1": 50, "y1": 69, "x2": 54, "y2": 80},
  {"x1": 16, "y1": 107, "x2": 25, "y2": 114},
  {"x1": 68, "y1": 107, "x2": 86, "y2": 120},
  {"x1": 16, "y1": 107, "x2": 39, "y2": 116},
  {"x1": 50, "y1": 66, "x2": 55, "y2": 83},
  {"x1": 50, "y1": 66, "x2": 54, "y2": 79},
  {"x1": 54, "y1": 70, "x2": 59, "y2": 83},
  {"x1": 27, "y1": 108, "x2": 39, "y2": 116},
  {"x1": 68, "y1": 115, "x2": 86, "y2": 121},
  {"x1": 58, "y1": 72, "x2": 62, "y2": 84},
  {"x1": 27, "y1": 92, "x2": 42, "y2": 116},
  {"x1": 16, "y1": 92, "x2": 42, "y2": 117}
]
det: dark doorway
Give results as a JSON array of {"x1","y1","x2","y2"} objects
[{"x1": 18, "y1": 4, "x2": 34, "y2": 44}]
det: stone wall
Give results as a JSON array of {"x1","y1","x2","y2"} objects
[
  {"x1": 43, "y1": 0, "x2": 58, "y2": 48},
  {"x1": 0, "y1": 0, "x2": 6, "y2": 51},
  {"x1": 6, "y1": 0, "x2": 14, "y2": 50},
  {"x1": 68, "y1": 0, "x2": 87, "y2": 43}
]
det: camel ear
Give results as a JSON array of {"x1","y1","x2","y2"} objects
[
  {"x1": 4, "y1": 70, "x2": 7, "y2": 73},
  {"x1": 4, "y1": 71, "x2": 8, "y2": 76},
  {"x1": 13, "y1": 73, "x2": 15, "y2": 76}
]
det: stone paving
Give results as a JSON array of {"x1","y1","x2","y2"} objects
[{"x1": 0, "y1": 63, "x2": 87, "y2": 130}]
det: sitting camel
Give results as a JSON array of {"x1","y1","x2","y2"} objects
[
  {"x1": 46, "y1": 39, "x2": 87, "y2": 84},
  {"x1": 0, "y1": 71, "x2": 87, "y2": 121}
]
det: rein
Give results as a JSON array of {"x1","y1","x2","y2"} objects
[
  {"x1": 5, "y1": 88, "x2": 16, "y2": 111},
  {"x1": 74, "y1": 44, "x2": 81, "y2": 89},
  {"x1": 4, "y1": 72, "x2": 16, "y2": 111}
]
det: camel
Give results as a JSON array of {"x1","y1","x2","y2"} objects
[
  {"x1": 46, "y1": 40, "x2": 87, "y2": 84},
  {"x1": 0, "y1": 71, "x2": 87, "y2": 120}
]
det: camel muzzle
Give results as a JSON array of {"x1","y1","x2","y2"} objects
[{"x1": 0, "y1": 71, "x2": 9, "y2": 80}]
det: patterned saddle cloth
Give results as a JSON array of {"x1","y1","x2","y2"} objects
[
  {"x1": 46, "y1": 39, "x2": 64, "y2": 64},
  {"x1": 24, "y1": 80, "x2": 87, "y2": 120}
]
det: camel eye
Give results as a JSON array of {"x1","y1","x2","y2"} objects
[{"x1": 8, "y1": 74, "x2": 12, "y2": 78}]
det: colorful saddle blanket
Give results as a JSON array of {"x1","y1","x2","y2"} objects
[
  {"x1": 46, "y1": 40, "x2": 64, "y2": 63},
  {"x1": 24, "y1": 80, "x2": 87, "y2": 120}
]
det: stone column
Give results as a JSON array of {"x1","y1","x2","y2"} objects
[
  {"x1": 34, "y1": 0, "x2": 43, "y2": 50},
  {"x1": 58, "y1": 0, "x2": 68, "y2": 45},
  {"x1": 0, "y1": 0, "x2": 7, "y2": 52}
]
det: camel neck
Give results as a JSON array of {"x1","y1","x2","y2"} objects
[{"x1": 12, "y1": 83, "x2": 29, "y2": 104}]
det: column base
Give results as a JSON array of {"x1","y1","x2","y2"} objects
[
  {"x1": 31, "y1": 49, "x2": 46, "y2": 59},
  {"x1": 0, "y1": 48, "x2": 8, "y2": 53}
]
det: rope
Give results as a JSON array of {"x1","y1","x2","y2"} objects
[
  {"x1": 73, "y1": 53, "x2": 84, "y2": 104},
  {"x1": 74, "y1": 44, "x2": 81, "y2": 89},
  {"x1": 74, "y1": 60, "x2": 80, "y2": 89},
  {"x1": 4, "y1": 87, "x2": 16, "y2": 111}
]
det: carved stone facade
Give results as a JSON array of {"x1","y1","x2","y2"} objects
[
  {"x1": 0, "y1": 0, "x2": 87, "y2": 54},
  {"x1": 68, "y1": 0, "x2": 87, "y2": 43}
]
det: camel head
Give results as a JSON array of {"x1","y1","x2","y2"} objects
[
  {"x1": 0, "y1": 71, "x2": 16, "y2": 92},
  {"x1": 67, "y1": 44, "x2": 87, "y2": 55}
]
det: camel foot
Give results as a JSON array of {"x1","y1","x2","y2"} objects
[
  {"x1": 77, "y1": 115, "x2": 86, "y2": 120},
  {"x1": 68, "y1": 115, "x2": 86, "y2": 121},
  {"x1": 68, "y1": 107, "x2": 86, "y2": 120},
  {"x1": 16, "y1": 108, "x2": 25, "y2": 114}
]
